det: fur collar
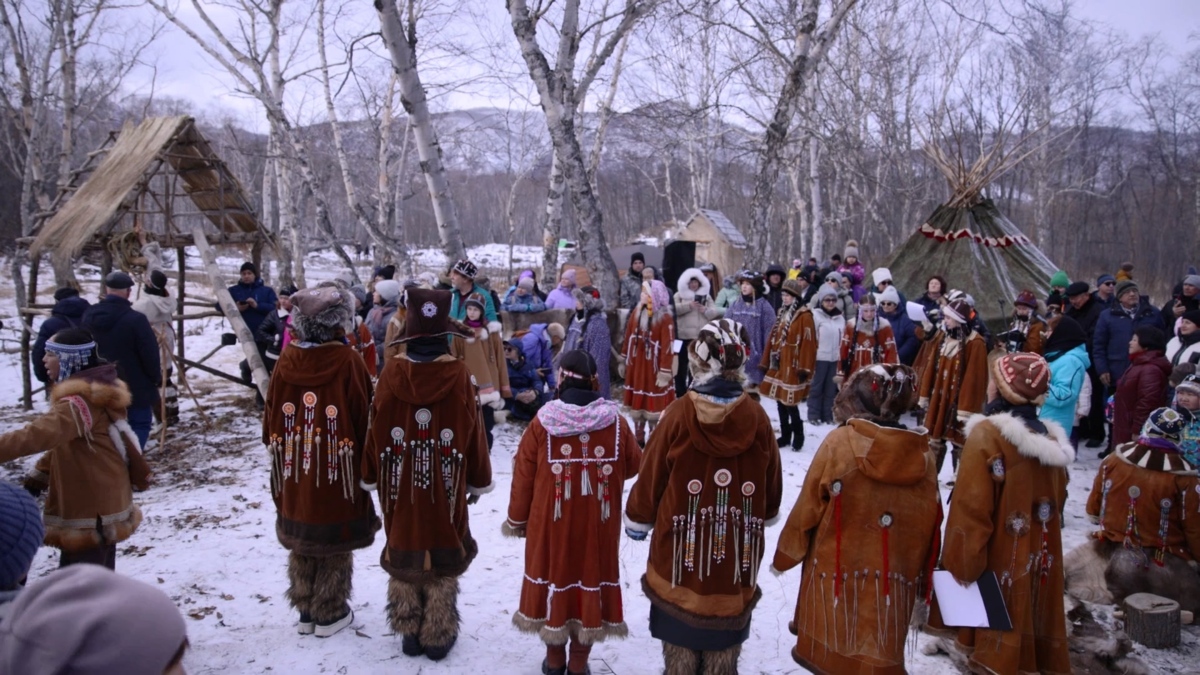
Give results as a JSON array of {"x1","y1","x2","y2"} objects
[
  {"x1": 964, "y1": 412, "x2": 1074, "y2": 467},
  {"x1": 51, "y1": 372, "x2": 132, "y2": 411}
]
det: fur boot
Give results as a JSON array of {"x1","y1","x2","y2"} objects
[
  {"x1": 387, "y1": 577, "x2": 423, "y2": 636},
  {"x1": 310, "y1": 552, "x2": 353, "y2": 624},
  {"x1": 700, "y1": 645, "x2": 740, "y2": 675},
  {"x1": 662, "y1": 642, "x2": 700, "y2": 675},
  {"x1": 1064, "y1": 539, "x2": 1115, "y2": 604},
  {"x1": 420, "y1": 575, "x2": 461, "y2": 660},
  {"x1": 286, "y1": 552, "x2": 318, "y2": 615},
  {"x1": 776, "y1": 401, "x2": 792, "y2": 448}
]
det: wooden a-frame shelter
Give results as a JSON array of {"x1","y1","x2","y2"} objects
[{"x1": 19, "y1": 115, "x2": 276, "y2": 411}]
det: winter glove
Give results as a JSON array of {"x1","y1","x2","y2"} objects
[
  {"x1": 832, "y1": 374, "x2": 844, "y2": 389},
  {"x1": 625, "y1": 528, "x2": 648, "y2": 541},
  {"x1": 618, "y1": 362, "x2": 627, "y2": 379},
  {"x1": 655, "y1": 370, "x2": 671, "y2": 389},
  {"x1": 487, "y1": 398, "x2": 507, "y2": 410},
  {"x1": 516, "y1": 390, "x2": 537, "y2": 405},
  {"x1": 467, "y1": 494, "x2": 481, "y2": 506}
]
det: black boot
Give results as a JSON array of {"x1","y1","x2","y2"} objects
[
  {"x1": 423, "y1": 635, "x2": 456, "y2": 661},
  {"x1": 401, "y1": 634, "x2": 423, "y2": 657},
  {"x1": 776, "y1": 401, "x2": 792, "y2": 448},
  {"x1": 790, "y1": 409, "x2": 805, "y2": 451}
]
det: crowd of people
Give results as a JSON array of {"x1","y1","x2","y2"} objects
[{"x1": 7, "y1": 241, "x2": 1200, "y2": 675}]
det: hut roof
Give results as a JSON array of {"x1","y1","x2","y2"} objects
[
  {"x1": 694, "y1": 209, "x2": 746, "y2": 247},
  {"x1": 31, "y1": 116, "x2": 260, "y2": 262}
]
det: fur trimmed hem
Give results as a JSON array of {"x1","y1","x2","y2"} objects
[
  {"x1": 478, "y1": 390, "x2": 502, "y2": 405},
  {"x1": 487, "y1": 321, "x2": 503, "y2": 335},
  {"x1": 511, "y1": 613, "x2": 629, "y2": 645},
  {"x1": 45, "y1": 504, "x2": 142, "y2": 552},
  {"x1": 963, "y1": 413, "x2": 1074, "y2": 466},
  {"x1": 467, "y1": 482, "x2": 494, "y2": 497},
  {"x1": 624, "y1": 512, "x2": 653, "y2": 533},
  {"x1": 622, "y1": 407, "x2": 663, "y2": 422},
  {"x1": 640, "y1": 574, "x2": 760, "y2": 633},
  {"x1": 500, "y1": 519, "x2": 525, "y2": 537}
]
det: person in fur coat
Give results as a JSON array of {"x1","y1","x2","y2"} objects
[
  {"x1": 760, "y1": 279, "x2": 817, "y2": 450},
  {"x1": 773, "y1": 363, "x2": 941, "y2": 674},
  {"x1": 562, "y1": 286, "x2": 612, "y2": 399},
  {"x1": 451, "y1": 293, "x2": 511, "y2": 448},
  {"x1": 361, "y1": 288, "x2": 493, "y2": 662},
  {"x1": 620, "y1": 279, "x2": 676, "y2": 445},
  {"x1": 723, "y1": 271, "x2": 778, "y2": 392},
  {"x1": 625, "y1": 319, "x2": 784, "y2": 675},
  {"x1": 0, "y1": 328, "x2": 149, "y2": 570},
  {"x1": 928, "y1": 352, "x2": 1073, "y2": 675},
  {"x1": 998, "y1": 290, "x2": 1047, "y2": 355},
  {"x1": 836, "y1": 293, "x2": 898, "y2": 382},
  {"x1": 674, "y1": 268, "x2": 722, "y2": 397},
  {"x1": 505, "y1": 350, "x2": 642, "y2": 675},
  {"x1": 262, "y1": 286, "x2": 380, "y2": 638},
  {"x1": 918, "y1": 298, "x2": 989, "y2": 476},
  {"x1": 1065, "y1": 407, "x2": 1200, "y2": 615}
]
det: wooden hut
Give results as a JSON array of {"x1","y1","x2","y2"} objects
[{"x1": 674, "y1": 209, "x2": 746, "y2": 284}]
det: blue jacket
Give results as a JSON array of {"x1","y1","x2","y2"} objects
[
  {"x1": 518, "y1": 324, "x2": 556, "y2": 389},
  {"x1": 505, "y1": 342, "x2": 543, "y2": 394},
  {"x1": 879, "y1": 307, "x2": 919, "y2": 365},
  {"x1": 226, "y1": 278, "x2": 278, "y2": 337},
  {"x1": 1039, "y1": 344, "x2": 1090, "y2": 433},
  {"x1": 82, "y1": 295, "x2": 162, "y2": 409},
  {"x1": 1092, "y1": 298, "x2": 1165, "y2": 381},
  {"x1": 502, "y1": 288, "x2": 547, "y2": 313},
  {"x1": 32, "y1": 295, "x2": 90, "y2": 384}
]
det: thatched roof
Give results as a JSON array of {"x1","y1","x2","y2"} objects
[{"x1": 31, "y1": 116, "x2": 260, "y2": 262}]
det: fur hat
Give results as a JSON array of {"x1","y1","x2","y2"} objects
[
  {"x1": 781, "y1": 278, "x2": 805, "y2": 299},
  {"x1": 876, "y1": 286, "x2": 900, "y2": 306},
  {"x1": 990, "y1": 352, "x2": 1051, "y2": 406},
  {"x1": 1115, "y1": 280, "x2": 1138, "y2": 299},
  {"x1": 291, "y1": 287, "x2": 354, "y2": 343},
  {"x1": 832, "y1": 363, "x2": 918, "y2": 425},
  {"x1": 545, "y1": 322, "x2": 565, "y2": 343},
  {"x1": 688, "y1": 319, "x2": 751, "y2": 385},
  {"x1": 398, "y1": 288, "x2": 472, "y2": 342},
  {"x1": 0, "y1": 481, "x2": 43, "y2": 590},
  {"x1": 1134, "y1": 325, "x2": 1166, "y2": 352},
  {"x1": 871, "y1": 267, "x2": 892, "y2": 287},
  {"x1": 1014, "y1": 290, "x2": 1038, "y2": 309},
  {"x1": 451, "y1": 259, "x2": 478, "y2": 280},
  {"x1": 843, "y1": 239, "x2": 860, "y2": 260},
  {"x1": 943, "y1": 298, "x2": 971, "y2": 325},
  {"x1": 572, "y1": 286, "x2": 604, "y2": 313},
  {"x1": 375, "y1": 279, "x2": 402, "y2": 304},
  {"x1": 346, "y1": 285, "x2": 367, "y2": 306}
]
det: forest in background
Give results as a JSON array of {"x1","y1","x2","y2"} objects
[{"x1": 1, "y1": 0, "x2": 1197, "y2": 298}]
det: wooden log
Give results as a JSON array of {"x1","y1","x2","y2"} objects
[
  {"x1": 190, "y1": 226, "x2": 270, "y2": 399},
  {"x1": 1123, "y1": 592, "x2": 1181, "y2": 648}
]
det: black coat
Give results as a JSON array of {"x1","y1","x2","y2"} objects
[
  {"x1": 1065, "y1": 297, "x2": 1104, "y2": 340},
  {"x1": 32, "y1": 296, "x2": 90, "y2": 384},
  {"x1": 82, "y1": 295, "x2": 162, "y2": 409}
]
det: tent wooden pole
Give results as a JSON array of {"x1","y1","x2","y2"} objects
[
  {"x1": 191, "y1": 225, "x2": 270, "y2": 399},
  {"x1": 176, "y1": 246, "x2": 186, "y2": 369},
  {"x1": 19, "y1": 249, "x2": 39, "y2": 410}
]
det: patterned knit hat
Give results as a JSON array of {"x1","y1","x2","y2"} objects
[
  {"x1": 464, "y1": 292, "x2": 487, "y2": 313},
  {"x1": 688, "y1": 319, "x2": 751, "y2": 384},
  {"x1": 1141, "y1": 407, "x2": 1187, "y2": 443},
  {"x1": 0, "y1": 481, "x2": 43, "y2": 590},
  {"x1": 781, "y1": 278, "x2": 805, "y2": 299},
  {"x1": 833, "y1": 364, "x2": 918, "y2": 425},
  {"x1": 943, "y1": 298, "x2": 971, "y2": 325},
  {"x1": 990, "y1": 352, "x2": 1051, "y2": 406},
  {"x1": 1117, "y1": 407, "x2": 1193, "y2": 472},
  {"x1": 1176, "y1": 374, "x2": 1200, "y2": 397},
  {"x1": 451, "y1": 259, "x2": 478, "y2": 280}
]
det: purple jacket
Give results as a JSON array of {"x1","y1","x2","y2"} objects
[
  {"x1": 561, "y1": 311, "x2": 612, "y2": 399},
  {"x1": 723, "y1": 297, "x2": 777, "y2": 385}
]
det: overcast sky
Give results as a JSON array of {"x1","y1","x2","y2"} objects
[{"x1": 123, "y1": 0, "x2": 1199, "y2": 133}]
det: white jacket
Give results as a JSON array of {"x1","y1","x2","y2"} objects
[
  {"x1": 1167, "y1": 336, "x2": 1200, "y2": 368},
  {"x1": 812, "y1": 307, "x2": 846, "y2": 362}
]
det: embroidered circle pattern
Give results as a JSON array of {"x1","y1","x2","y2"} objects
[
  {"x1": 551, "y1": 464, "x2": 563, "y2": 475},
  {"x1": 1128, "y1": 486, "x2": 1141, "y2": 499},
  {"x1": 1036, "y1": 501, "x2": 1052, "y2": 523},
  {"x1": 391, "y1": 427, "x2": 404, "y2": 442},
  {"x1": 713, "y1": 469, "x2": 732, "y2": 487},
  {"x1": 440, "y1": 429, "x2": 454, "y2": 443},
  {"x1": 593, "y1": 446, "x2": 605, "y2": 458},
  {"x1": 282, "y1": 402, "x2": 296, "y2": 415},
  {"x1": 421, "y1": 301, "x2": 438, "y2": 318},
  {"x1": 990, "y1": 457, "x2": 1005, "y2": 478},
  {"x1": 303, "y1": 392, "x2": 317, "y2": 407},
  {"x1": 741, "y1": 481, "x2": 755, "y2": 497},
  {"x1": 687, "y1": 479, "x2": 703, "y2": 495},
  {"x1": 415, "y1": 408, "x2": 432, "y2": 425},
  {"x1": 1006, "y1": 512, "x2": 1030, "y2": 536},
  {"x1": 879, "y1": 513, "x2": 894, "y2": 528},
  {"x1": 325, "y1": 405, "x2": 338, "y2": 419},
  {"x1": 830, "y1": 480, "x2": 842, "y2": 496},
  {"x1": 560, "y1": 444, "x2": 573, "y2": 457},
  {"x1": 602, "y1": 464, "x2": 613, "y2": 476},
  {"x1": 580, "y1": 433, "x2": 590, "y2": 444}
]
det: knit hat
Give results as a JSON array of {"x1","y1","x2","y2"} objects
[
  {"x1": 871, "y1": 268, "x2": 893, "y2": 287},
  {"x1": 239, "y1": 261, "x2": 258, "y2": 276},
  {"x1": 0, "y1": 564, "x2": 188, "y2": 674},
  {"x1": 1049, "y1": 270, "x2": 1070, "y2": 288},
  {"x1": 1176, "y1": 374, "x2": 1200, "y2": 397},
  {"x1": 630, "y1": 252, "x2": 645, "y2": 265},
  {"x1": 464, "y1": 292, "x2": 487, "y2": 313},
  {"x1": 943, "y1": 298, "x2": 971, "y2": 325},
  {"x1": 451, "y1": 259, "x2": 478, "y2": 280},
  {"x1": 560, "y1": 269, "x2": 577, "y2": 287},
  {"x1": 814, "y1": 285, "x2": 838, "y2": 304},
  {"x1": 104, "y1": 271, "x2": 134, "y2": 290},
  {"x1": 346, "y1": 285, "x2": 366, "y2": 306},
  {"x1": 781, "y1": 278, "x2": 805, "y2": 299},
  {"x1": 52, "y1": 287, "x2": 79, "y2": 301},
  {"x1": 877, "y1": 286, "x2": 901, "y2": 306},
  {"x1": 0, "y1": 481, "x2": 43, "y2": 590},
  {"x1": 1014, "y1": 290, "x2": 1038, "y2": 309},
  {"x1": 1183, "y1": 309, "x2": 1200, "y2": 327},
  {"x1": 517, "y1": 276, "x2": 535, "y2": 292},
  {"x1": 824, "y1": 271, "x2": 844, "y2": 285},
  {"x1": 146, "y1": 270, "x2": 168, "y2": 291},
  {"x1": 398, "y1": 288, "x2": 472, "y2": 342},
  {"x1": 1096, "y1": 274, "x2": 1116, "y2": 287},
  {"x1": 375, "y1": 279, "x2": 402, "y2": 304},
  {"x1": 1134, "y1": 325, "x2": 1166, "y2": 353},
  {"x1": 688, "y1": 319, "x2": 751, "y2": 384},
  {"x1": 1115, "y1": 279, "x2": 1138, "y2": 299},
  {"x1": 1184, "y1": 275, "x2": 1200, "y2": 290},
  {"x1": 1065, "y1": 281, "x2": 1091, "y2": 298},
  {"x1": 833, "y1": 363, "x2": 918, "y2": 424},
  {"x1": 843, "y1": 239, "x2": 860, "y2": 260},
  {"x1": 990, "y1": 352, "x2": 1051, "y2": 406},
  {"x1": 373, "y1": 264, "x2": 396, "y2": 280}
]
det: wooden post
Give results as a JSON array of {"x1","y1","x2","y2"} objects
[
  {"x1": 19, "y1": 249, "x2": 40, "y2": 410},
  {"x1": 1123, "y1": 593, "x2": 1181, "y2": 648},
  {"x1": 191, "y1": 226, "x2": 271, "y2": 399},
  {"x1": 176, "y1": 246, "x2": 186, "y2": 369},
  {"x1": 100, "y1": 245, "x2": 113, "y2": 298}
]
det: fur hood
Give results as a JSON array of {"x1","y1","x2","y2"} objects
[
  {"x1": 51, "y1": 366, "x2": 132, "y2": 411},
  {"x1": 964, "y1": 412, "x2": 1074, "y2": 467},
  {"x1": 675, "y1": 268, "x2": 711, "y2": 300}
]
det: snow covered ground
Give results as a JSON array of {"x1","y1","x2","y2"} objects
[{"x1": 1, "y1": 246, "x2": 1198, "y2": 674}]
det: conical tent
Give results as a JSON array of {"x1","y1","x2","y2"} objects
[
  {"x1": 884, "y1": 198, "x2": 1059, "y2": 329},
  {"x1": 884, "y1": 126, "x2": 1061, "y2": 330}
]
